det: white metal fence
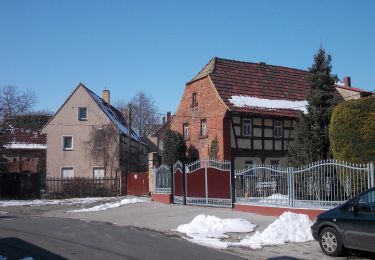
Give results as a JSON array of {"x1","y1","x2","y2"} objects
[{"x1": 235, "y1": 160, "x2": 374, "y2": 209}]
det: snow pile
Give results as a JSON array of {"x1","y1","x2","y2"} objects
[
  {"x1": 68, "y1": 198, "x2": 148, "y2": 213},
  {"x1": 0, "y1": 197, "x2": 109, "y2": 207},
  {"x1": 238, "y1": 212, "x2": 313, "y2": 249},
  {"x1": 229, "y1": 95, "x2": 308, "y2": 113},
  {"x1": 174, "y1": 212, "x2": 313, "y2": 249},
  {"x1": 258, "y1": 193, "x2": 289, "y2": 204},
  {"x1": 174, "y1": 215, "x2": 256, "y2": 249}
]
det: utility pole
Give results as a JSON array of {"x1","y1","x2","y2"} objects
[{"x1": 125, "y1": 104, "x2": 132, "y2": 195}]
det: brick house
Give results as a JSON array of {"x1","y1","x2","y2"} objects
[
  {"x1": 42, "y1": 83, "x2": 147, "y2": 179},
  {"x1": 170, "y1": 57, "x2": 372, "y2": 169}
]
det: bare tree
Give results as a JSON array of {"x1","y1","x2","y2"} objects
[
  {"x1": 84, "y1": 124, "x2": 120, "y2": 177},
  {"x1": 128, "y1": 91, "x2": 160, "y2": 138},
  {"x1": 0, "y1": 85, "x2": 37, "y2": 122}
]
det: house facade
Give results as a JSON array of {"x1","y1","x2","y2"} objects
[
  {"x1": 42, "y1": 83, "x2": 147, "y2": 179},
  {"x1": 170, "y1": 57, "x2": 372, "y2": 170}
]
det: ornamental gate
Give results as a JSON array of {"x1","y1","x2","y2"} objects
[{"x1": 173, "y1": 159, "x2": 232, "y2": 208}]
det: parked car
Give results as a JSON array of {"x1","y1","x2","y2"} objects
[{"x1": 311, "y1": 187, "x2": 375, "y2": 256}]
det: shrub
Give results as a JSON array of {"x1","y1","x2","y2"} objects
[{"x1": 329, "y1": 95, "x2": 375, "y2": 163}]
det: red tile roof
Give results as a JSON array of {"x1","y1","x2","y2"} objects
[
  {"x1": 188, "y1": 57, "x2": 372, "y2": 118},
  {"x1": 2, "y1": 124, "x2": 47, "y2": 150}
]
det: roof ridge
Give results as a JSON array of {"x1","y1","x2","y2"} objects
[
  {"x1": 214, "y1": 57, "x2": 309, "y2": 73},
  {"x1": 186, "y1": 57, "x2": 217, "y2": 84}
]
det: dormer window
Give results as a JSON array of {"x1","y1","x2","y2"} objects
[
  {"x1": 78, "y1": 107, "x2": 87, "y2": 120},
  {"x1": 192, "y1": 93, "x2": 197, "y2": 106}
]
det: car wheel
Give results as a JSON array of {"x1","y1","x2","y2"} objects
[{"x1": 319, "y1": 227, "x2": 344, "y2": 257}]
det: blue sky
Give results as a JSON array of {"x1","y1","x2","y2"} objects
[{"x1": 0, "y1": 0, "x2": 374, "y2": 115}]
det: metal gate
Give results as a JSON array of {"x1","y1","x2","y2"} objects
[
  {"x1": 152, "y1": 165, "x2": 171, "y2": 194},
  {"x1": 183, "y1": 159, "x2": 232, "y2": 207},
  {"x1": 173, "y1": 161, "x2": 184, "y2": 204}
]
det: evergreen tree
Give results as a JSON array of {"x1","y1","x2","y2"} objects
[
  {"x1": 209, "y1": 137, "x2": 219, "y2": 159},
  {"x1": 162, "y1": 130, "x2": 186, "y2": 165},
  {"x1": 288, "y1": 48, "x2": 338, "y2": 166}
]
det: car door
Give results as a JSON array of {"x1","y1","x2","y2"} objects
[{"x1": 344, "y1": 189, "x2": 375, "y2": 253}]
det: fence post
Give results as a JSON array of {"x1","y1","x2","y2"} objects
[
  {"x1": 170, "y1": 164, "x2": 174, "y2": 200},
  {"x1": 230, "y1": 158, "x2": 235, "y2": 207},
  {"x1": 182, "y1": 162, "x2": 186, "y2": 205},
  {"x1": 288, "y1": 167, "x2": 294, "y2": 207},
  {"x1": 205, "y1": 160, "x2": 208, "y2": 205}
]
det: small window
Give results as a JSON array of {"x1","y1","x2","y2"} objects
[
  {"x1": 200, "y1": 119, "x2": 207, "y2": 136},
  {"x1": 93, "y1": 167, "x2": 105, "y2": 178},
  {"x1": 78, "y1": 107, "x2": 87, "y2": 120},
  {"x1": 63, "y1": 136, "x2": 73, "y2": 150},
  {"x1": 61, "y1": 167, "x2": 74, "y2": 178},
  {"x1": 192, "y1": 93, "x2": 197, "y2": 106},
  {"x1": 274, "y1": 120, "x2": 283, "y2": 138},
  {"x1": 242, "y1": 118, "x2": 252, "y2": 136},
  {"x1": 183, "y1": 123, "x2": 189, "y2": 140}
]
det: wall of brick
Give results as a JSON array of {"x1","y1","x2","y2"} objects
[{"x1": 170, "y1": 77, "x2": 230, "y2": 161}]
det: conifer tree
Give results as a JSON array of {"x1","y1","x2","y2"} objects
[
  {"x1": 288, "y1": 48, "x2": 338, "y2": 166},
  {"x1": 162, "y1": 130, "x2": 186, "y2": 165}
]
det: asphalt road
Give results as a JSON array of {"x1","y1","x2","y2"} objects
[{"x1": 0, "y1": 215, "x2": 244, "y2": 260}]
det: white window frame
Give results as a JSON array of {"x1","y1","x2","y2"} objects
[
  {"x1": 62, "y1": 135, "x2": 73, "y2": 150},
  {"x1": 274, "y1": 120, "x2": 283, "y2": 138},
  {"x1": 78, "y1": 107, "x2": 88, "y2": 121},
  {"x1": 61, "y1": 166, "x2": 74, "y2": 179},
  {"x1": 183, "y1": 123, "x2": 189, "y2": 140},
  {"x1": 92, "y1": 166, "x2": 105, "y2": 178},
  {"x1": 200, "y1": 119, "x2": 207, "y2": 136},
  {"x1": 242, "y1": 118, "x2": 252, "y2": 137}
]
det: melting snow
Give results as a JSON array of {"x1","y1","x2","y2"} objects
[
  {"x1": 229, "y1": 95, "x2": 308, "y2": 113},
  {"x1": 0, "y1": 197, "x2": 110, "y2": 207},
  {"x1": 68, "y1": 198, "x2": 148, "y2": 213},
  {"x1": 174, "y1": 212, "x2": 313, "y2": 249},
  {"x1": 174, "y1": 215, "x2": 256, "y2": 249}
]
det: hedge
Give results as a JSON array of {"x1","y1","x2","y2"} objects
[{"x1": 329, "y1": 95, "x2": 375, "y2": 163}]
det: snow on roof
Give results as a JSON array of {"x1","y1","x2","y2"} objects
[
  {"x1": 228, "y1": 95, "x2": 308, "y2": 114},
  {"x1": 85, "y1": 87, "x2": 143, "y2": 143},
  {"x1": 4, "y1": 143, "x2": 46, "y2": 150}
]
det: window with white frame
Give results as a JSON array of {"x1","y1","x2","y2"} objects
[
  {"x1": 78, "y1": 107, "x2": 87, "y2": 120},
  {"x1": 61, "y1": 167, "x2": 74, "y2": 178},
  {"x1": 200, "y1": 119, "x2": 207, "y2": 136},
  {"x1": 93, "y1": 167, "x2": 105, "y2": 178},
  {"x1": 183, "y1": 123, "x2": 189, "y2": 140},
  {"x1": 274, "y1": 120, "x2": 283, "y2": 138},
  {"x1": 62, "y1": 136, "x2": 73, "y2": 150},
  {"x1": 242, "y1": 118, "x2": 252, "y2": 136}
]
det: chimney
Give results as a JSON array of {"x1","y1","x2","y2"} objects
[
  {"x1": 343, "y1": 76, "x2": 351, "y2": 87},
  {"x1": 167, "y1": 112, "x2": 171, "y2": 121},
  {"x1": 103, "y1": 89, "x2": 110, "y2": 105}
]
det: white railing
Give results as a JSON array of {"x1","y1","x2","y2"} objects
[{"x1": 235, "y1": 160, "x2": 374, "y2": 209}]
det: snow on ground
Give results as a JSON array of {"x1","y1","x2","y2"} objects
[
  {"x1": 68, "y1": 198, "x2": 148, "y2": 213},
  {"x1": 0, "y1": 211, "x2": 7, "y2": 214},
  {"x1": 258, "y1": 193, "x2": 289, "y2": 204},
  {"x1": 0, "y1": 197, "x2": 111, "y2": 207},
  {"x1": 238, "y1": 212, "x2": 313, "y2": 249},
  {"x1": 174, "y1": 212, "x2": 313, "y2": 249},
  {"x1": 228, "y1": 95, "x2": 308, "y2": 113},
  {"x1": 174, "y1": 215, "x2": 256, "y2": 249}
]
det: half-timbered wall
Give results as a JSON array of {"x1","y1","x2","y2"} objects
[{"x1": 230, "y1": 114, "x2": 295, "y2": 168}]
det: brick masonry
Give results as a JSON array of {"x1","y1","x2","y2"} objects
[{"x1": 170, "y1": 77, "x2": 231, "y2": 161}]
